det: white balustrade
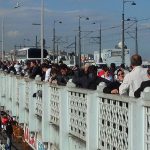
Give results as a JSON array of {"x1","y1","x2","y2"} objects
[
  {"x1": 0, "y1": 72, "x2": 150, "y2": 150},
  {"x1": 49, "y1": 85, "x2": 61, "y2": 126},
  {"x1": 35, "y1": 81, "x2": 43, "y2": 117},
  {"x1": 68, "y1": 90, "x2": 87, "y2": 141},
  {"x1": 0, "y1": 144, "x2": 6, "y2": 150}
]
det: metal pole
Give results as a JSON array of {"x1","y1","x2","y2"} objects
[
  {"x1": 135, "y1": 21, "x2": 138, "y2": 54},
  {"x1": 40, "y1": 0, "x2": 44, "y2": 63},
  {"x1": 57, "y1": 44, "x2": 58, "y2": 64},
  {"x1": 99, "y1": 24, "x2": 102, "y2": 62},
  {"x1": 53, "y1": 21, "x2": 55, "y2": 63},
  {"x1": 78, "y1": 17, "x2": 81, "y2": 67},
  {"x1": 36, "y1": 35, "x2": 38, "y2": 48},
  {"x1": 75, "y1": 36, "x2": 77, "y2": 65},
  {"x1": 1, "y1": 17, "x2": 4, "y2": 61},
  {"x1": 122, "y1": 0, "x2": 125, "y2": 64}
]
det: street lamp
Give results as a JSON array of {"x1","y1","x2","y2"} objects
[
  {"x1": 122, "y1": 0, "x2": 136, "y2": 64},
  {"x1": 126, "y1": 18, "x2": 138, "y2": 54},
  {"x1": 78, "y1": 16, "x2": 89, "y2": 67},
  {"x1": 53, "y1": 20, "x2": 62, "y2": 63}
]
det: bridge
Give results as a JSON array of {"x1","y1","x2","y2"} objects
[{"x1": 0, "y1": 71, "x2": 150, "y2": 150}]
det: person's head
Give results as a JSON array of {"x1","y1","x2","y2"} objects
[
  {"x1": 105, "y1": 68, "x2": 110, "y2": 77},
  {"x1": 83, "y1": 63, "x2": 90, "y2": 73},
  {"x1": 102, "y1": 64, "x2": 108, "y2": 72},
  {"x1": 131, "y1": 54, "x2": 142, "y2": 67},
  {"x1": 117, "y1": 69, "x2": 125, "y2": 82},
  {"x1": 30, "y1": 60, "x2": 37, "y2": 67},
  {"x1": 41, "y1": 63, "x2": 49, "y2": 72},
  {"x1": 50, "y1": 68, "x2": 58, "y2": 78},
  {"x1": 120, "y1": 63, "x2": 125, "y2": 69},
  {"x1": 110, "y1": 63, "x2": 116, "y2": 70},
  {"x1": 88, "y1": 65, "x2": 97, "y2": 78},
  {"x1": 60, "y1": 64, "x2": 68, "y2": 76}
]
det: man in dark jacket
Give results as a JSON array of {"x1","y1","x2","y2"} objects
[
  {"x1": 134, "y1": 68, "x2": 150, "y2": 98},
  {"x1": 29, "y1": 60, "x2": 42, "y2": 79},
  {"x1": 73, "y1": 65, "x2": 111, "y2": 90}
]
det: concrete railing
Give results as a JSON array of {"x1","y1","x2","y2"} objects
[
  {"x1": 0, "y1": 144, "x2": 5, "y2": 150},
  {"x1": 0, "y1": 71, "x2": 150, "y2": 150}
]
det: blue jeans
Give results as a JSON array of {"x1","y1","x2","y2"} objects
[{"x1": 6, "y1": 135, "x2": 12, "y2": 150}]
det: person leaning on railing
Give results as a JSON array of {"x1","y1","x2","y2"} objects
[
  {"x1": 49, "y1": 64, "x2": 73, "y2": 86},
  {"x1": 103, "y1": 69, "x2": 125, "y2": 94},
  {"x1": 134, "y1": 68, "x2": 150, "y2": 98},
  {"x1": 72, "y1": 65, "x2": 111, "y2": 90},
  {"x1": 28, "y1": 60, "x2": 42, "y2": 79},
  {"x1": 41, "y1": 63, "x2": 51, "y2": 82}
]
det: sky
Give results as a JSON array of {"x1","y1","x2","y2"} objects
[{"x1": 0, "y1": 0, "x2": 150, "y2": 60}]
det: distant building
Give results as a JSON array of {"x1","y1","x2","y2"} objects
[
  {"x1": 94, "y1": 48, "x2": 130, "y2": 66},
  {"x1": 94, "y1": 41, "x2": 130, "y2": 66}
]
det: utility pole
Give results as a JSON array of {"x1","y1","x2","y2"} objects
[
  {"x1": 99, "y1": 24, "x2": 102, "y2": 62},
  {"x1": 36, "y1": 35, "x2": 38, "y2": 48},
  {"x1": 122, "y1": 5, "x2": 125, "y2": 64},
  {"x1": 135, "y1": 20, "x2": 138, "y2": 54},
  {"x1": 40, "y1": 0, "x2": 44, "y2": 64},
  {"x1": 122, "y1": 0, "x2": 136, "y2": 64},
  {"x1": 127, "y1": 18, "x2": 138, "y2": 54},
  {"x1": 78, "y1": 17, "x2": 81, "y2": 67},
  {"x1": 78, "y1": 16, "x2": 89, "y2": 67},
  {"x1": 75, "y1": 36, "x2": 77, "y2": 65},
  {"x1": 53, "y1": 24, "x2": 55, "y2": 62},
  {"x1": 53, "y1": 20, "x2": 62, "y2": 63},
  {"x1": 57, "y1": 44, "x2": 58, "y2": 64}
]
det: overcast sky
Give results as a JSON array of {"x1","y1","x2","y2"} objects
[{"x1": 0, "y1": 0, "x2": 150, "y2": 60}]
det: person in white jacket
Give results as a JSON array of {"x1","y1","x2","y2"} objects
[
  {"x1": 119, "y1": 54, "x2": 149, "y2": 97},
  {"x1": 41, "y1": 63, "x2": 51, "y2": 82}
]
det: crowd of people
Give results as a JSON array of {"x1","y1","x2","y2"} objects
[{"x1": 0, "y1": 54, "x2": 149, "y2": 98}]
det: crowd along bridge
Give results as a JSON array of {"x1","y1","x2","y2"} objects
[{"x1": 0, "y1": 71, "x2": 150, "y2": 150}]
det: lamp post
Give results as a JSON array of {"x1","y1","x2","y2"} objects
[
  {"x1": 122, "y1": 0, "x2": 136, "y2": 64},
  {"x1": 127, "y1": 18, "x2": 138, "y2": 54},
  {"x1": 53, "y1": 20, "x2": 62, "y2": 63},
  {"x1": 41, "y1": 0, "x2": 44, "y2": 64},
  {"x1": 78, "y1": 16, "x2": 89, "y2": 67}
]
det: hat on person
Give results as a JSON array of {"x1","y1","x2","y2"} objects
[{"x1": 1, "y1": 116, "x2": 8, "y2": 125}]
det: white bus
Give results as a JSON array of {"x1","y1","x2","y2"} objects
[{"x1": 16, "y1": 47, "x2": 48, "y2": 61}]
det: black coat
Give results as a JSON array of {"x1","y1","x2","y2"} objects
[
  {"x1": 103, "y1": 81, "x2": 121, "y2": 94},
  {"x1": 134, "y1": 80, "x2": 150, "y2": 98},
  {"x1": 6, "y1": 123, "x2": 13, "y2": 136},
  {"x1": 29, "y1": 66, "x2": 42, "y2": 79},
  {"x1": 72, "y1": 74, "x2": 111, "y2": 90}
]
